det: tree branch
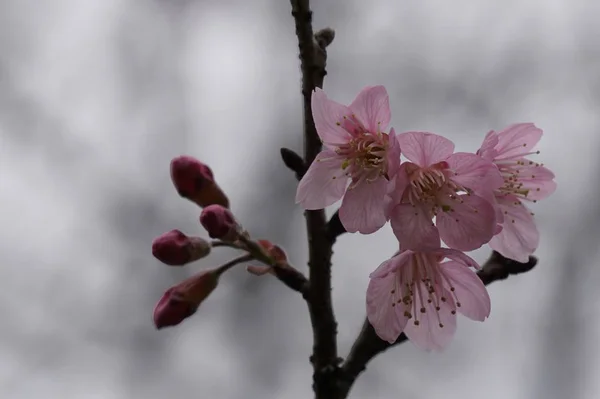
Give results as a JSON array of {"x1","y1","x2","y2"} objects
[
  {"x1": 290, "y1": 1, "x2": 338, "y2": 397},
  {"x1": 336, "y1": 251, "x2": 538, "y2": 398}
]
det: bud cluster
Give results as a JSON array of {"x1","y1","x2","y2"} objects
[{"x1": 151, "y1": 156, "x2": 292, "y2": 329}]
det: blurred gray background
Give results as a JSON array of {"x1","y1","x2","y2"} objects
[{"x1": 0, "y1": 0, "x2": 595, "y2": 398}]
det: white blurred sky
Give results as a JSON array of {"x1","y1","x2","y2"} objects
[{"x1": 0, "y1": 1, "x2": 598, "y2": 398}]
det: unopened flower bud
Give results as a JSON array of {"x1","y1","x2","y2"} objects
[
  {"x1": 257, "y1": 239, "x2": 288, "y2": 263},
  {"x1": 170, "y1": 156, "x2": 229, "y2": 208},
  {"x1": 246, "y1": 240, "x2": 289, "y2": 276},
  {"x1": 153, "y1": 269, "x2": 219, "y2": 329},
  {"x1": 152, "y1": 229, "x2": 211, "y2": 266},
  {"x1": 200, "y1": 205, "x2": 239, "y2": 241}
]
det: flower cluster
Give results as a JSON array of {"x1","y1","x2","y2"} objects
[
  {"x1": 296, "y1": 86, "x2": 556, "y2": 350},
  {"x1": 151, "y1": 156, "x2": 294, "y2": 329}
]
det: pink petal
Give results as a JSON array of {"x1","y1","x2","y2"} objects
[
  {"x1": 494, "y1": 123, "x2": 543, "y2": 160},
  {"x1": 446, "y1": 152, "x2": 503, "y2": 194},
  {"x1": 366, "y1": 272, "x2": 409, "y2": 344},
  {"x1": 397, "y1": 131, "x2": 455, "y2": 167},
  {"x1": 402, "y1": 285, "x2": 457, "y2": 351},
  {"x1": 348, "y1": 86, "x2": 391, "y2": 133},
  {"x1": 433, "y1": 247, "x2": 480, "y2": 269},
  {"x1": 295, "y1": 150, "x2": 347, "y2": 209},
  {"x1": 436, "y1": 193, "x2": 496, "y2": 251},
  {"x1": 339, "y1": 178, "x2": 388, "y2": 234},
  {"x1": 513, "y1": 161, "x2": 556, "y2": 201},
  {"x1": 387, "y1": 161, "x2": 411, "y2": 206},
  {"x1": 369, "y1": 251, "x2": 411, "y2": 279},
  {"x1": 390, "y1": 203, "x2": 440, "y2": 251},
  {"x1": 440, "y1": 261, "x2": 491, "y2": 321},
  {"x1": 489, "y1": 195, "x2": 539, "y2": 262},
  {"x1": 311, "y1": 88, "x2": 353, "y2": 148},
  {"x1": 476, "y1": 130, "x2": 499, "y2": 161},
  {"x1": 386, "y1": 128, "x2": 401, "y2": 179}
]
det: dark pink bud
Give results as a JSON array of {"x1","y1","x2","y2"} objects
[
  {"x1": 257, "y1": 239, "x2": 288, "y2": 263},
  {"x1": 170, "y1": 156, "x2": 229, "y2": 208},
  {"x1": 152, "y1": 229, "x2": 211, "y2": 266},
  {"x1": 200, "y1": 205, "x2": 238, "y2": 240},
  {"x1": 153, "y1": 270, "x2": 219, "y2": 329}
]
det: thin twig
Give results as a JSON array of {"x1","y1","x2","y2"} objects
[
  {"x1": 290, "y1": 1, "x2": 338, "y2": 397},
  {"x1": 336, "y1": 251, "x2": 539, "y2": 398},
  {"x1": 215, "y1": 254, "x2": 254, "y2": 276}
]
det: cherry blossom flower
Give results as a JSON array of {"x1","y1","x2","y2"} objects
[
  {"x1": 388, "y1": 132, "x2": 503, "y2": 251},
  {"x1": 366, "y1": 237, "x2": 490, "y2": 351},
  {"x1": 476, "y1": 123, "x2": 556, "y2": 262},
  {"x1": 295, "y1": 86, "x2": 401, "y2": 234}
]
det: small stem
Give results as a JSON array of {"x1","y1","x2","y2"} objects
[
  {"x1": 215, "y1": 254, "x2": 254, "y2": 276},
  {"x1": 211, "y1": 240, "x2": 241, "y2": 250}
]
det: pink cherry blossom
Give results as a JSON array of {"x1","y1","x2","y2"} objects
[
  {"x1": 388, "y1": 132, "x2": 503, "y2": 251},
  {"x1": 477, "y1": 123, "x2": 556, "y2": 262},
  {"x1": 366, "y1": 239, "x2": 490, "y2": 351},
  {"x1": 296, "y1": 86, "x2": 401, "y2": 234}
]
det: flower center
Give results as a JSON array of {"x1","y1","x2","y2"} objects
[
  {"x1": 495, "y1": 157, "x2": 544, "y2": 203},
  {"x1": 335, "y1": 132, "x2": 389, "y2": 186},
  {"x1": 389, "y1": 253, "x2": 461, "y2": 328}
]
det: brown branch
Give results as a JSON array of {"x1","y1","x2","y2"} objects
[
  {"x1": 290, "y1": 1, "x2": 339, "y2": 398},
  {"x1": 336, "y1": 251, "x2": 539, "y2": 398},
  {"x1": 326, "y1": 210, "x2": 346, "y2": 243}
]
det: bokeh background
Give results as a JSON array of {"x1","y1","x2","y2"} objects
[{"x1": 0, "y1": 0, "x2": 596, "y2": 398}]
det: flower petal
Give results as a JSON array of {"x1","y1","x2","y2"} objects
[
  {"x1": 494, "y1": 123, "x2": 543, "y2": 160},
  {"x1": 369, "y1": 251, "x2": 411, "y2": 279},
  {"x1": 446, "y1": 152, "x2": 503, "y2": 194},
  {"x1": 433, "y1": 247, "x2": 480, "y2": 269},
  {"x1": 390, "y1": 203, "x2": 440, "y2": 251},
  {"x1": 386, "y1": 161, "x2": 411, "y2": 208},
  {"x1": 339, "y1": 178, "x2": 388, "y2": 234},
  {"x1": 366, "y1": 273, "x2": 409, "y2": 344},
  {"x1": 440, "y1": 261, "x2": 491, "y2": 321},
  {"x1": 311, "y1": 88, "x2": 353, "y2": 148},
  {"x1": 397, "y1": 131, "x2": 455, "y2": 166},
  {"x1": 295, "y1": 150, "x2": 347, "y2": 209},
  {"x1": 437, "y1": 193, "x2": 496, "y2": 251},
  {"x1": 489, "y1": 195, "x2": 539, "y2": 262},
  {"x1": 513, "y1": 161, "x2": 556, "y2": 201},
  {"x1": 349, "y1": 86, "x2": 391, "y2": 133},
  {"x1": 402, "y1": 285, "x2": 457, "y2": 351},
  {"x1": 386, "y1": 128, "x2": 401, "y2": 179},
  {"x1": 476, "y1": 130, "x2": 499, "y2": 161}
]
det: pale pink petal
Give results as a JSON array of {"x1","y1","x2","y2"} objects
[
  {"x1": 339, "y1": 178, "x2": 388, "y2": 234},
  {"x1": 437, "y1": 193, "x2": 496, "y2": 251},
  {"x1": 489, "y1": 196, "x2": 539, "y2": 262},
  {"x1": 513, "y1": 161, "x2": 556, "y2": 201},
  {"x1": 446, "y1": 152, "x2": 503, "y2": 194},
  {"x1": 369, "y1": 251, "x2": 411, "y2": 279},
  {"x1": 386, "y1": 161, "x2": 410, "y2": 207},
  {"x1": 390, "y1": 203, "x2": 440, "y2": 251},
  {"x1": 386, "y1": 128, "x2": 401, "y2": 179},
  {"x1": 397, "y1": 131, "x2": 455, "y2": 166},
  {"x1": 348, "y1": 86, "x2": 391, "y2": 133},
  {"x1": 476, "y1": 130, "x2": 499, "y2": 161},
  {"x1": 311, "y1": 88, "x2": 353, "y2": 148},
  {"x1": 367, "y1": 273, "x2": 409, "y2": 344},
  {"x1": 295, "y1": 150, "x2": 347, "y2": 209},
  {"x1": 494, "y1": 123, "x2": 543, "y2": 160},
  {"x1": 433, "y1": 248, "x2": 480, "y2": 269},
  {"x1": 440, "y1": 261, "x2": 490, "y2": 321},
  {"x1": 402, "y1": 285, "x2": 457, "y2": 351}
]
